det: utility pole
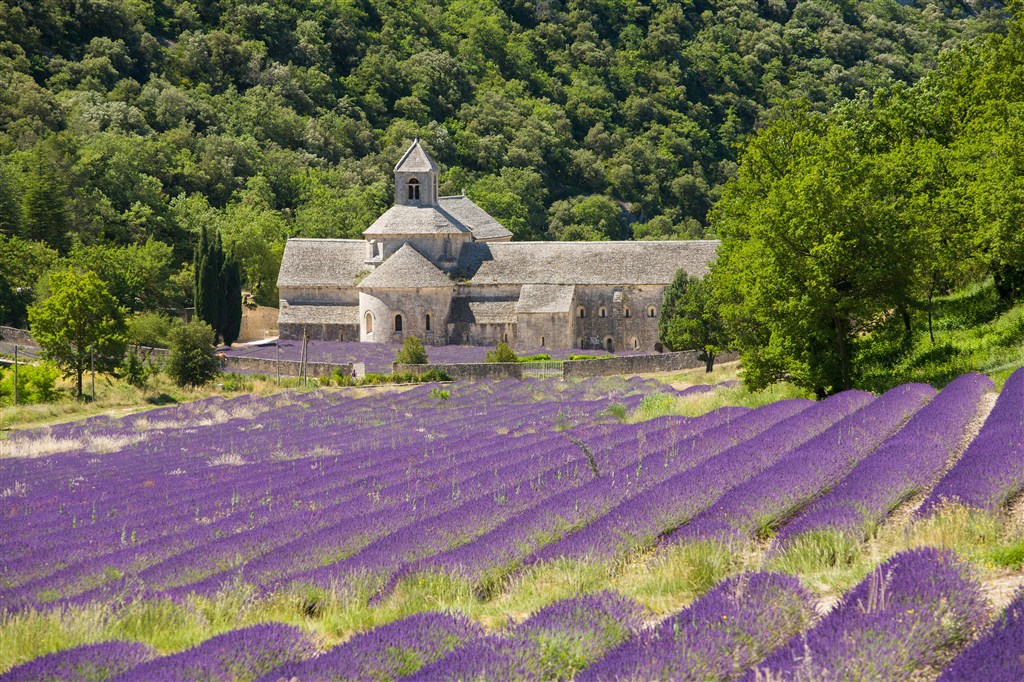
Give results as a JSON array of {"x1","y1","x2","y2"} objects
[
  {"x1": 12, "y1": 345, "x2": 18, "y2": 406},
  {"x1": 90, "y1": 346, "x2": 96, "y2": 402},
  {"x1": 276, "y1": 340, "x2": 281, "y2": 386},
  {"x1": 301, "y1": 327, "x2": 309, "y2": 387}
]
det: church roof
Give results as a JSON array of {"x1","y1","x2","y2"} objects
[
  {"x1": 456, "y1": 240, "x2": 720, "y2": 286},
  {"x1": 448, "y1": 298, "x2": 518, "y2": 324},
  {"x1": 516, "y1": 284, "x2": 576, "y2": 313},
  {"x1": 277, "y1": 239, "x2": 367, "y2": 288},
  {"x1": 358, "y1": 244, "x2": 454, "y2": 289},
  {"x1": 363, "y1": 204, "x2": 469, "y2": 236},
  {"x1": 279, "y1": 304, "x2": 359, "y2": 326},
  {"x1": 394, "y1": 139, "x2": 438, "y2": 173},
  {"x1": 438, "y1": 195, "x2": 513, "y2": 241}
]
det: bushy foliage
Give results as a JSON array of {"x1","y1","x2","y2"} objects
[
  {"x1": 659, "y1": 270, "x2": 728, "y2": 372},
  {"x1": 127, "y1": 311, "x2": 179, "y2": 348},
  {"x1": 166, "y1": 320, "x2": 218, "y2": 388},
  {"x1": 394, "y1": 336, "x2": 428, "y2": 364},
  {"x1": 486, "y1": 342, "x2": 518, "y2": 363},
  {"x1": 0, "y1": 361, "x2": 59, "y2": 405}
]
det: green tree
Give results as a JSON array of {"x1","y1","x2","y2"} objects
[
  {"x1": 20, "y1": 159, "x2": 70, "y2": 253},
  {"x1": 28, "y1": 270, "x2": 128, "y2": 399},
  {"x1": 221, "y1": 256, "x2": 242, "y2": 346},
  {"x1": 485, "y1": 342, "x2": 517, "y2": 363},
  {"x1": 166, "y1": 319, "x2": 219, "y2": 387},
  {"x1": 194, "y1": 224, "x2": 225, "y2": 340},
  {"x1": 395, "y1": 335, "x2": 428, "y2": 364},
  {"x1": 658, "y1": 271, "x2": 728, "y2": 372}
]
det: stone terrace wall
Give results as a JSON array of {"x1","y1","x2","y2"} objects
[
  {"x1": 0, "y1": 326, "x2": 35, "y2": 345},
  {"x1": 563, "y1": 351, "x2": 739, "y2": 378},
  {"x1": 224, "y1": 356, "x2": 346, "y2": 379},
  {"x1": 394, "y1": 362, "x2": 523, "y2": 380}
]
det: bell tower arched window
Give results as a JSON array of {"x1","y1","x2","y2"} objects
[{"x1": 407, "y1": 178, "x2": 420, "y2": 201}]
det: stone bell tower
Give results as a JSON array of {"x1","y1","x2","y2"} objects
[{"x1": 393, "y1": 138, "x2": 439, "y2": 207}]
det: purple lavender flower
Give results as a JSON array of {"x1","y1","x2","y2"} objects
[
  {"x1": 259, "y1": 612, "x2": 483, "y2": 681},
  {"x1": 410, "y1": 592, "x2": 645, "y2": 681},
  {"x1": 747, "y1": 547, "x2": 988, "y2": 681},
  {"x1": 921, "y1": 367, "x2": 1024, "y2": 514},
  {"x1": 778, "y1": 372, "x2": 993, "y2": 543},
  {"x1": 113, "y1": 623, "x2": 316, "y2": 681},
  {"x1": 938, "y1": 588, "x2": 1024, "y2": 682},
  {"x1": 582, "y1": 572, "x2": 813, "y2": 681},
  {"x1": 0, "y1": 641, "x2": 155, "y2": 682}
]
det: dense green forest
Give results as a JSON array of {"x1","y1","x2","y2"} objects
[
  {"x1": 0, "y1": 0, "x2": 1002, "y2": 315},
  {"x1": 710, "y1": 10, "x2": 1024, "y2": 395}
]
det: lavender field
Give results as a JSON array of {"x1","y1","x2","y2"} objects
[{"x1": 1, "y1": 370, "x2": 1023, "y2": 681}]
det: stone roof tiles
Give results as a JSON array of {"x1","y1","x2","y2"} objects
[
  {"x1": 363, "y1": 204, "x2": 469, "y2": 236},
  {"x1": 516, "y1": 284, "x2": 576, "y2": 314},
  {"x1": 394, "y1": 139, "x2": 438, "y2": 173},
  {"x1": 438, "y1": 195, "x2": 513, "y2": 241},
  {"x1": 358, "y1": 244, "x2": 454, "y2": 289},
  {"x1": 279, "y1": 304, "x2": 359, "y2": 326},
  {"x1": 277, "y1": 239, "x2": 367, "y2": 288},
  {"x1": 448, "y1": 298, "x2": 518, "y2": 324},
  {"x1": 456, "y1": 240, "x2": 720, "y2": 285}
]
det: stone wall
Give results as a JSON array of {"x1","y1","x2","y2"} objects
[
  {"x1": 563, "y1": 351, "x2": 739, "y2": 378},
  {"x1": 222, "y1": 355, "x2": 347, "y2": 378},
  {"x1": 239, "y1": 305, "x2": 279, "y2": 342},
  {"x1": 0, "y1": 326, "x2": 35, "y2": 345},
  {"x1": 394, "y1": 361, "x2": 523, "y2": 380}
]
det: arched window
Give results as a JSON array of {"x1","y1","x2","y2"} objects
[
  {"x1": 632, "y1": 337, "x2": 639, "y2": 350},
  {"x1": 648, "y1": 306, "x2": 657, "y2": 318},
  {"x1": 577, "y1": 306, "x2": 586, "y2": 318},
  {"x1": 425, "y1": 312, "x2": 432, "y2": 331},
  {"x1": 364, "y1": 311, "x2": 374, "y2": 334},
  {"x1": 578, "y1": 338, "x2": 584, "y2": 348},
  {"x1": 624, "y1": 307, "x2": 631, "y2": 318},
  {"x1": 605, "y1": 337, "x2": 614, "y2": 352},
  {"x1": 503, "y1": 333, "x2": 508, "y2": 343},
  {"x1": 540, "y1": 336, "x2": 545, "y2": 347},
  {"x1": 407, "y1": 178, "x2": 420, "y2": 201},
  {"x1": 394, "y1": 314, "x2": 403, "y2": 332},
  {"x1": 599, "y1": 307, "x2": 607, "y2": 318}
]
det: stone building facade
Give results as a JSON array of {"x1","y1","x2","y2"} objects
[{"x1": 278, "y1": 140, "x2": 719, "y2": 351}]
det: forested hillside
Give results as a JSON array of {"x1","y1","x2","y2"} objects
[{"x1": 0, "y1": 0, "x2": 1001, "y2": 313}]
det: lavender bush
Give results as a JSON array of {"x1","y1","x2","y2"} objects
[
  {"x1": 937, "y1": 588, "x2": 1024, "y2": 682},
  {"x1": 0, "y1": 641, "x2": 156, "y2": 682},
  {"x1": 258, "y1": 612, "x2": 483, "y2": 681},
  {"x1": 778, "y1": 373, "x2": 993, "y2": 543},
  {"x1": 111, "y1": 623, "x2": 316, "y2": 681},
  {"x1": 921, "y1": 367, "x2": 1024, "y2": 514},
  {"x1": 582, "y1": 573, "x2": 814, "y2": 681},
  {"x1": 747, "y1": 548, "x2": 988, "y2": 681}
]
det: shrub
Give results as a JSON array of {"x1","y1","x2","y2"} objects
[
  {"x1": 486, "y1": 342, "x2": 518, "y2": 363},
  {"x1": 166, "y1": 319, "x2": 219, "y2": 388},
  {"x1": 395, "y1": 336, "x2": 428, "y2": 364},
  {"x1": 516, "y1": 353, "x2": 552, "y2": 362},
  {"x1": 430, "y1": 387, "x2": 451, "y2": 400},
  {"x1": 121, "y1": 349, "x2": 149, "y2": 389},
  {"x1": 0, "y1": 360, "x2": 59, "y2": 405},
  {"x1": 419, "y1": 368, "x2": 451, "y2": 382},
  {"x1": 128, "y1": 311, "x2": 179, "y2": 348}
]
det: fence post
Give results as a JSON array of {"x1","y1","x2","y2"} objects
[
  {"x1": 91, "y1": 346, "x2": 96, "y2": 402},
  {"x1": 12, "y1": 345, "x2": 18, "y2": 406}
]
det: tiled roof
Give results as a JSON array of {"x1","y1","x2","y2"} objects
[
  {"x1": 516, "y1": 284, "x2": 576, "y2": 313},
  {"x1": 456, "y1": 240, "x2": 720, "y2": 285},
  {"x1": 448, "y1": 298, "x2": 518, "y2": 324},
  {"x1": 358, "y1": 244, "x2": 454, "y2": 289},
  {"x1": 394, "y1": 139, "x2": 438, "y2": 173},
  {"x1": 363, "y1": 205, "x2": 469, "y2": 236},
  {"x1": 279, "y1": 304, "x2": 359, "y2": 325},
  {"x1": 277, "y1": 239, "x2": 368, "y2": 287},
  {"x1": 438, "y1": 195, "x2": 513, "y2": 241}
]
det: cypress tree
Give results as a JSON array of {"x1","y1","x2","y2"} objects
[
  {"x1": 194, "y1": 225, "x2": 226, "y2": 343},
  {"x1": 20, "y1": 162, "x2": 69, "y2": 253},
  {"x1": 221, "y1": 256, "x2": 242, "y2": 346}
]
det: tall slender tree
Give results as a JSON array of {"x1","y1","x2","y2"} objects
[{"x1": 221, "y1": 256, "x2": 242, "y2": 346}]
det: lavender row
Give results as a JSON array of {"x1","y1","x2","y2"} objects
[
  {"x1": 921, "y1": 366, "x2": 1024, "y2": 514},
  {"x1": 0, "y1": 642, "x2": 156, "y2": 682},
  {"x1": 391, "y1": 399, "x2": 810, "y2": 595},
  {"x1": 777, "y1": 372, "x2": 993, "y2": 543},
  {"x1": 747, "y1": 547, "x2": 988, "y2": 680},
  {"x1": 582, "y1": 573, "x2": 814, "y2": 680},
  {"x1": 527, "y1": 391, "x2": 868, "y2": 565},
  {"x1": 938, "y1": 588, "x2": 1024, "y2": 682},
  {"x1": 668, "y1": 383, "x2": 935, "y2": 545}
]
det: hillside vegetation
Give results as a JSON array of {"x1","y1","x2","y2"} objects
[{"x1": 0, "y1": 0, "x2": 1002, "y2": 313}]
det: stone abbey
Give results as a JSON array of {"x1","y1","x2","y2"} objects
[{"x1": 277, "y1": 140, "x2": 719, "y2": 352}]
